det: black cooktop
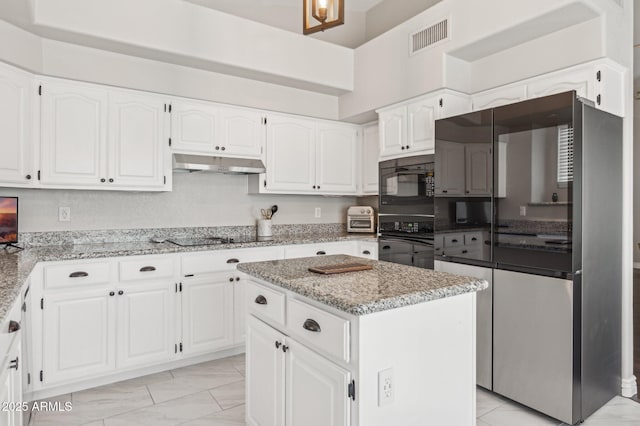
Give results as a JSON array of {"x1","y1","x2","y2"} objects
[{"x1": 167, "y1": 235, "x2": 262, "y2": 247}]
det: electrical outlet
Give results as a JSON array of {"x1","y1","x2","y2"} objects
[
  {"x1": 519, "y1": 206, "x2": 526, "y2": 216},
  {"x1": 378, "y1": 368, "x2": 394, "y2": 406},
  {"x1": 314, "y1": 207, "x2": 321, "y2": 218},
  {"x1": 59, "y1": 207, "x2": 71, "y2": 222}
]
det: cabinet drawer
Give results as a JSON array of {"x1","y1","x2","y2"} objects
[
  {"x1": 284, "y1": 242, "x2": 356, "y2": 259},
  {"x1": 44, "y1": 262, "x2": 111, "y2": 289},
  {"x1": 182, "y1": 247, "x2": 283, "y2": 275},
  {"x1": 287, "y1": 298, "x2": 350, "y2": 363},
  {"x1": 443, "y1": 234, "x2": 464, "y2": 248},
  {"x1": 246, "y1": 281, "x2": 285, "y2": 326},
  {"x1": 443, "y1": 247, "x2": 480, "y2": 258},
  {"x1": 119, "y1": 257, "x2": 175, "y2": 282},
  {"x1": 464, "y1": 232, "x2": 483, "y2": 246}
]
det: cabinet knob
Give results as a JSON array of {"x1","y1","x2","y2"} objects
[
  {"x1": 255, "y1": 295, "x2": 267, "y2": 305},
  {"x1": 221, "y1": 146, "x2": 226, "y2": 151},
  {"x1": 236, "y1": 277, "x2": 240, "y2": 281},
  {"x1": 401, "y1": 146, "x2": 405, "y2": 150},
  {"x1": 215, "y1": 146, "x2": 220, "y2": 150},
  {"x1": 109, "y1": 178, "x2": 114, "y2": 183},
  {"x1": 282, "y1": 345, "x2": 289, "y2": 353},
  {"x1": 313, "y1": 185, "x2": 316, "y2": 189},
  {"x1": 442, "y1": 190, "x2": 448, "y2": 193},
  {"x1": 406, "y1": 145, "x2": 410, "y2": 149},
  {"x1": 317, "y1": 186, "x2": 320, "y2": 189},
  {"x1": 462, "y1": 250, "x2": 468, "y2": 254},
  {"x1": 229, "y1": 277, "x2": 234, "y2": 282},
  {"x1": 101, "y1": 178, "x2": 106, "y2": 183},
  {"x1": 275, "y1": 341, "x2": 282, "y2": 349},
  {"x1": 26, "y1": 174, "x2": 31, "y2": 180},
  {"x1": 118, "y1": 290, "x2": 124, "y2": 296},
  {"x1": 109, "y1": 291, "x2": 115, "y2": 296},
  {"x1": 303, "y1": 318, "x2": 321, "y2": 333},
  {"x1": 465, "y1": 190, "x2": 470, "y2": 194}
]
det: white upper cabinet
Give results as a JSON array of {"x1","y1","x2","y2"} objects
[
  {"x1": 108, "y1": 90, "x2": 167, "y2": 189},
  {"x1": 220, "y1": 107, "x2": 265, "y2": 158},
  {"x1": 170, "y1": 100, "x2": 219, "y2": 154},
  {"x1": 316, "y1": 124, "x2": 358, "y2": 194},
  {"x1": 378, "y1": 107, "x2": 406, "y2": 158},
  {"x1": 0, "y1": 63, "x2": 33, "y2": 186},
  {"x1": 361, "y1": 123, "x2": 379, "y2": 194},
  {"x1": 40, "y1": 80, "x2": 108, "y2": 187},
  {"x1": 527, "y1": 67, "x2": 594, "y2": 101},
  {"x1": 472, "y1": 84, "x2": 528, "y2": 111},
  {"x1": 264, "y1": 115, "x2": 316, "y2": 193},
  {"x1": 39, "y1": 78, "x2": 171, "y2": 191},
  {"x1": 379, "y1": 90, "x2": 471, "y2": 160},
  {"x1": 252, "y1": 115, "x2": 361, "y2": 195}
]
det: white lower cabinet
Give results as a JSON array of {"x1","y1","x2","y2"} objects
[
  {"x1": 1, "y1": 299, "x2": 23, "y2": 426},
  {"x1": 283, "y1": 241, "x2": 357, "y2": 259},
  {"x1": 116, "y1": 281, "x2": 176, "y2": 369},
  {"x1": 181, "y1": 275, "x2": 234, "y2": 356},
  {"x1": 246, "y1": 315, "x2": 350, "y2": 426},
  {"x1": 42, "y1": 288, "x2": 117, "y2": 386}
]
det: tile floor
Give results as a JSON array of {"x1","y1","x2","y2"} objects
[{"x1": 29, "y1": 353, "x2": 640, "y2": 426}]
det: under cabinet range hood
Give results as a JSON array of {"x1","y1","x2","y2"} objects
[{"x1": 172, "y1": 154, "x2": 266, "y2": 174}]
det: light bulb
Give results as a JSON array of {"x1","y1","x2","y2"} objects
[{"x1": 318, "y1": 0, "x2": 328, "y2": 7}]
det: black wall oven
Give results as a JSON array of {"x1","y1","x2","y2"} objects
[{"x1": 378, "y1": 155, "x2": 435, "y2": 269}]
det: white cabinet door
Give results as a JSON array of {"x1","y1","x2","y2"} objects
[
  {"x1": 378, "y1": 107, "x2": 406, "y2": 158},
  {"x1": 316, "y1": 124, "x2": 358, "y2": 194},
  {"x1": 527, "y1": 67, "x2": 594, "y2": 102},
  {"x1": 170, "y1": 100, "x2": 219, "y2": 154},
  {"x1": 286, "y1": 338, "x2": 351, "y2": 426},
  {"x1": 407, "y1": 97, "x2": 437, "y2": 153},
  {"x1": 220, "y1": 107, "x2": 264, "y2": 158},
  {"x1": 361, "y1": 124, "x2": 379, "y2": 194},
  {"x1": 40, "y1": 80, "x2": 108, "y2": 186},
  {"x1": 42, "y1": 288, "x2": 116, "y2": 385},
  {"x1": 472, "y1": 84, "x2": 527, "y2": 111},
  {"x1": 234, "y1": 276, "x2": 246, "y2": 344},
  {"x1": 465, "y1": 143, "x2": 492, "y2": 195},
  {"x1": 246, "y1": 316, "x2": 285, "y2": 426},
  {"x1": 108, "y1": 91, "x2": 167, "y2": 189},
  {"x1": 116, "y1": 281, "x2": 175, "y2": 369},
  {"x1": 435, "y1": 140, "x2": 465, "y2": 195},
  {"x1": 438, "y1": 92, "x2": 472, "y2": 119},
  {"x1": 265, "y1": 116, "x2": 316, "y2": 192},
  {"x1": 0, "y1": 64, "x2": 33, "y2": 186},
  {"x1": 181, "y1": 276, "x2": 234, "y2": 355}
]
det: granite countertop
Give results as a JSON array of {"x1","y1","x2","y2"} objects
[
  {"x1": 237, "y1": 254, "x2": 488, "y2": 316},
  {"x1": 0, "y1": 233, "x2": 376, "y2": 322}
]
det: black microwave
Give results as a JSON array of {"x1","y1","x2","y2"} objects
[{"x1": 379, "y1": 155, "x2": 435, "y2": 216}]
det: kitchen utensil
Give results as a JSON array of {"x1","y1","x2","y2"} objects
[{"x1": 271, "y1": 205, "x2": 278, "y2": 218}]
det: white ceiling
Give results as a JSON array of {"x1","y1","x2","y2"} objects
[{"x1": 187, "y1": 0, "x2": 385, "y2": 13}]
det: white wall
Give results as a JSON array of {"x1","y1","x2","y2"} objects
[
  {"x1": 365, "y1": 0, "x2": 441, "y2": 41},
  {"x1": 0, "y1": 20, "x2": 42, "y2": 71},
  {"x1": 634, "y1": 97, "x2": 640, "y2": 265},
  {"x1": 0, "y1": 173, "x2": 356, "y2": 232},
  {"x1": 40, "y1": 39, "x2": 340, "y2": 120}
]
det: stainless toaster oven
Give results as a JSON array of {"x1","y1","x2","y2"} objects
[{"x1": 347, "y1": 206, "x2": 375, "y2": 233}]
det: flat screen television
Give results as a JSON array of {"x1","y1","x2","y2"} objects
[{"x1": 0, "y1": 197, "x2": 18, "y2": 244}]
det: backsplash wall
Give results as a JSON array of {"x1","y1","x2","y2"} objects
[{"x1": 0, "y1": 173, "x2": 357, "y2": 232}]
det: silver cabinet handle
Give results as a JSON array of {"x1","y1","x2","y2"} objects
[{"x1": 69, "y1": 271, "x2": 88, "y2": 278}]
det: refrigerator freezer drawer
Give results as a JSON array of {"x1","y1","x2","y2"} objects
[{"x1": 493, "y1": 269, "x2": 573, "y2": 424}]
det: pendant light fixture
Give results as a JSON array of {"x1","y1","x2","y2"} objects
[{"x1": 303, "y1": 0, "x2": 344, "y2": 35}]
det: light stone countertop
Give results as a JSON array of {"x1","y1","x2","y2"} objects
[
  {"x1": 237, "y1": 254, "x2": 488, "y2": 316},
  {"x1": 0, "y1": 233, "x2": 375, "y2": 323}
]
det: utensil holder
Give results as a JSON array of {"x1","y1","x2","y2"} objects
[{"x1": 257, "y1": 219, "x2": 273, "y2": 237}]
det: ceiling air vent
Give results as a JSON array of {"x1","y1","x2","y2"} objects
[{"x1": 410, "y1": 18, "x2": 449, "y2": 56}]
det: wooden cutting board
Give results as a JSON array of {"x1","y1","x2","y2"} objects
[{"x1": 308, "y1": 263, "x2": 373, "y2": 274}]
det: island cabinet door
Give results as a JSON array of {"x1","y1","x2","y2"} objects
[
  {"x1": 286, "y1": 339, "x2": 351, "y2": 426},
  {"x1": 247, "y1": 316, "x2": 285, "y2": 426},
  {"x1": 42, "y1": 288, "x2": 116, "y2": 386},
  {"x1": 181, "y1": 276, "x2": 234, "y2": 356}
]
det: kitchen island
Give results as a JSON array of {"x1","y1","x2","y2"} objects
[{"x1": 238, "y1": 254, "x2": 488, "y2": 426}]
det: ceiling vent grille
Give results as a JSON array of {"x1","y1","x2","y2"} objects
[{"x1": 410, "y1": 18, "x2": 449, "y2": 55}]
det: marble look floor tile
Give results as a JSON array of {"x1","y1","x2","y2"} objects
[
  {"x1": 82, "y1": 421, "x2": 105, "y2": 426},
  {"x1": 479, "y1": 402, "x2": 562, "y2": 426},
  {"x1": 104, "y1": 391, "x2": 222, "y2": 426},
  {"x1": 171, "y1": 358, "x2": 238, "y2": 377},
  {"x1": 34, "y1": 382, "x2": 153, "y2": 426},
  {"x1": 476, "y1": 387, "x2": 507, "y2": 417},
  {"x1": 147, "y1": 376, "x2": 207, "y2": 404},
  {"x1": 209, "y1": 380, "x2": 245, "y2": 410},
  {"x1": 582, "y1": 396, "x2": 640, "y2": 425},
  {"x1": 180, "y1": 404, "x2": 246, "y2": 426},
  {"x1": 117, "y1": 371, "x2": 174, "y2": 388}
]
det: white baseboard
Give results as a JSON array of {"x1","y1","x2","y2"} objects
[{"x1": 621, "y1": 376, "x2": 638, "y2": 398}]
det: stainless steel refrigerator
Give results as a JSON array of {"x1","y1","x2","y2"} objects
[{"x1": 434, "y1": 91, "x2": 622, "y2": 425}]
